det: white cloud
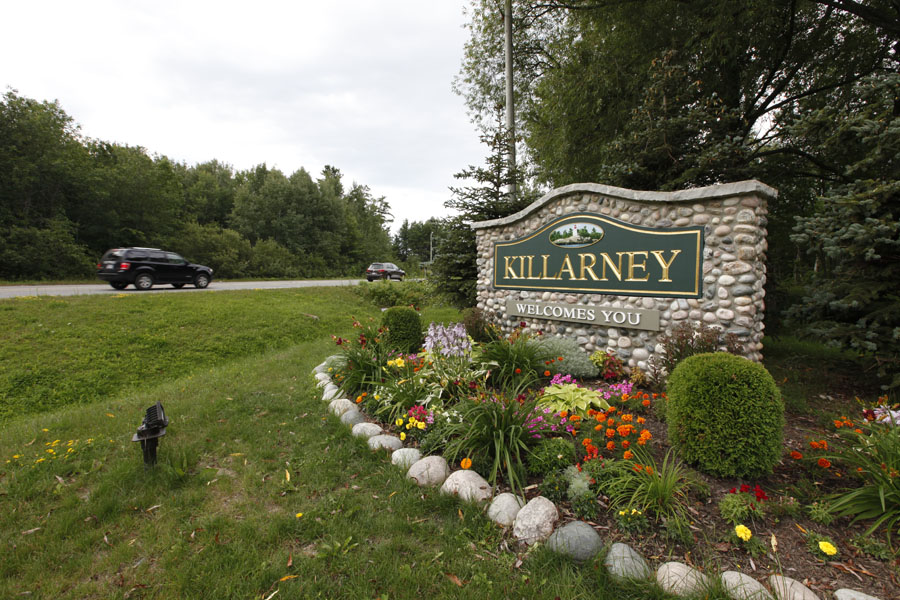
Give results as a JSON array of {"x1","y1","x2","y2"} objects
[{"x1": 2, "y1": 0, "x2": 485, "y2": 232}]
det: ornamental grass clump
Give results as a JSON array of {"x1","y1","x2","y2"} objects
[
  {"x1": 667, "y1": 352, "x2": 784, "y2": 478},
  {"x1": 332, "y1": 318, "x2": 391, "y2": 395}
]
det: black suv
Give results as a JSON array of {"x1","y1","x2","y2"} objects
[
  {"x1": 365, "y1": 262, "x2": 405, "y2": 281},
  {"x1": 97, "y1": 248, "x2": 214, "y2": 291}
]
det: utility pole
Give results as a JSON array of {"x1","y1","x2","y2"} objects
[{"x1": 504, "y1": 0, "x2": 516, "y2": 198}]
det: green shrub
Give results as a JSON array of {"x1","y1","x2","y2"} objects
[
  {"x1": 719, "y1": 491, "x2": 766, "y2": 525},
  {"x1": 461, "y1": 307, "x2": 493, "y2": 343},
  {"x1": 526, "y1": 437, "x2": 576, "y2": 477},
  {"x1": 667, "y1": 352, "x2": 784, "y2": 478},
  {"x1": 381, "y1": 306, "x2": 424, "y2": 353},
  {"x1": 533, "y1": 335, "x2": 599, "y2": 379},
  {"x1": 538, "y1": 469, "x2": 569, "y2": 503},
  {"x1": 358, "y1": 280, "x2": 430, "y2": 309}
]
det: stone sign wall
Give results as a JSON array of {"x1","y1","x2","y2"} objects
[{"x1": 471, "y1": 181, "x2": 777, "y2": 371}]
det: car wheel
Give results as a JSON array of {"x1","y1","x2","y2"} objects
[
  {"x1": 172, "y1": 283, "x2": 185, "y2": 289},
  {"x1": 194, "y1": 273, "x2": 210, "y2": 289},
  {"x1": 134, "y1": 273, "x2": 154, "y2": 290},
  {"x1": 109, "y1": 282, "x2": 128, "y2": 290}
]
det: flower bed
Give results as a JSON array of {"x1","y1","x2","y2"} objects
[{"x1": 325, "y1": 317, "x2": 898, "y2": 599}]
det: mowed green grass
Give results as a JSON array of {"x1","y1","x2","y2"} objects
[
  {"x1": 0, "y1": 287, "x2": 696, "y2": 600},
  {"x1": 0, "y1": 287, "x2": 384, "y2": 421}
]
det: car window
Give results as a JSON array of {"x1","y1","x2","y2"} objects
[
  {"x1": 148, "y1": 251, "x2": 166, "y2": 262},
  {"x1": 126, "y1": 250, "x2": 149, "y2": 261},
  {"x1": 166, "y1": 252, "x2": 186, "y2": 264},
  {"x1": 370, "y1": 263, "x2": 383, "y2": 269},
  {"x1": 102, "y1": 249, "x2": 124, "y2": 261},
  {"x1": 385, "y1": 264, "x2": 397, "y2": 270}
]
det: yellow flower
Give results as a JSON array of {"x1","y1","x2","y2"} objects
[
  {"x1": 735, "y1": 525, "x2": 752, "y2": 542},
  {"x1": 295, "y1": 512, "x2": 303, "y2": 518},
  {"x1": 417, "y1": 422, "x2": 425, "y2": 430},
  {"x1": 400, "y1": 432, "x2": 406, "y2": 441},
  {"x1": 818, "y1": 541, "x2": 837, "y2": 556},
  {"x1": 618, "y1": 510, "x2": 626, "y2": 516},
  {"x1": 395, "y1": 418, "x2": 404, "y2": 427}
]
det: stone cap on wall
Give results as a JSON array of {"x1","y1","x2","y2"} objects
[{"x1": 471, "y1": 180, "x2": 778, "y2": 230}]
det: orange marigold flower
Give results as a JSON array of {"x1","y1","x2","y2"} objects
[
  {"x1": 622, "y1": 414, "x2": 633, "y2": 423},
  {"x1": 622, "y1": 440, "x2": 631, "y2": 449},
  {"x1": 652, "y1": 393, "x2": 659, "y2": 399},
  {"x1": 817, "y1": 458, "x2": 832, "y2": 468},
  {"x1": 559, "y1": 410, "x2": 568, "y2": 418},
  {"x1": 633, "y1": 464, "x2": 644, "y2": 472},
  {"x1": 570, "y1": 415, "x2": 581, "y2": 422},
  {"x1": 605, "y1": 428, "x2": 616, "y2": 438},
  {"x1": 544, "y1": 370, "x2": 551, "y2": 377},
  {"x1": 461, "y1": 458, "x2": 472, "y2": 469},
  {"x1": 642, "y1": 399, "x2": 651, "y2": 407},
  {"x1": 582, "y1": 438, "x2": 593, "y2": 447},
  {"x1": 636, "y1": 417, "x2": 646, "y2": 424},
  {"x1": 854, "y1": 428, "x2": 863, "y2": 435},
  {"x1": 594, "y1": 424, "x2": 603, "y2": 431},
  {"x1": 558, "y1": 356, "x2": 564, "y2": 361},
  {"x1": 642, "y1": 393, "x2": 650, "y2": 400},
  {"x1": 617, "y1": 425, "x2": 633, "y2": 437},
  {"x1": 623, "y1": 450, "x2": 634, "y2": 460},
  {"x1": 833, "y1": 420, "x2": 843, "y2": 428},
  {"x1": 621, "y1": 394, "x2": 630, "y2": 402},
  {"x1": 790, "y1": 451, "x2": 803, "y2": 460},
  {"x1": 637, "y1": 438, "x2": 647, "y2": 446},
  {"x1": 639, "y1": 429, "x2": 651, "y2": 440},
  {"x1": 606, "y1": 441, "x2": 616, "y2": 451}
]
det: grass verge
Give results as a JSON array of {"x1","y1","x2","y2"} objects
[{"x1": 0, "y1": 332, "x2": 687, "y2": 599}]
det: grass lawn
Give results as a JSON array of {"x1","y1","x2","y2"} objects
[{"x1": 0, "y1": 288, "x2": 676, "y2": 599}]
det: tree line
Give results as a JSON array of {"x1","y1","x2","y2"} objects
[
  {"x1": 0, "y1": 90, "x2": 395, "y2": 280},
  {"x1": 426, "y1": 0, "x2": 898, "y2": 388}
]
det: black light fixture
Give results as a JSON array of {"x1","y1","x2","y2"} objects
[{"x1": 132, "y1": 401, "x2": 168, "y2": 466}]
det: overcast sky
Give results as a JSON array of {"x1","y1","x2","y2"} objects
[{"x1": 2, "y1": 0, "x2": 487, "y2": 231}]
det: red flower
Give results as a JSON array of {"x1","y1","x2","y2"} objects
[
  {"x1": 543, "y1": 370, "x2": 551, "y2": 376},
  {"x1": 514, "y1": 368, "x2": 521, "y2": 374},
  {"x1": 790, "y1": 450, "x2": 803, "y2": 460},
  {"x1": 818, "y1": 458, "x2": 832, "y2": 468}
]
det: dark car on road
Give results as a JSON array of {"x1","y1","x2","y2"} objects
[
  {"x1": 97, "y1": 248, "x2": 213, "y2": 291},
  {"x1": 365, "y1": 262, "x2": 405, "y2": 281}
]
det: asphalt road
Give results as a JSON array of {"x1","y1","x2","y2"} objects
[{"x1": 0, "y1": 279, "x2": 365, "y2": 299}]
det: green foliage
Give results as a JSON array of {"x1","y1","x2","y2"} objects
[
  {"x1": 442, "y1": 391, "x2": 541, "y2": 494},
  {"x1": 719, "y1": 492, "x2": 766, "y2": 525},
  {"x1": 537, "y1": 469, "x2": 569, "y2": 503},
  {"x1": 0, "y1": 218, "x2": 93, "y2": 279},
  {"x1": 650, "y1": 321, "x2": 743, "y2": 383},
  {"x1": 461, "y1": 307, "x2": 493, "y2": 343},
  {"x1": 332, "y1": 318, "x2": 392, "y2": 397},
  {"x1": 357, "y1": 280, "x2": 429, "y2": 310},
  {"x1": 805, "y1": 532, "x2": 841, "y2": 561},
  {"x1": 169, "y1": 221, "x2": 252, "y2": 279},
  {"x1": 381, "y1": 306, "x2": 423, "y2": 354},
  {"x1": 589, "y1": 350, "x2": 625, "y2": 380},
  {"x1": 667, "y1": 353, "x2": 784, "y2": 478},
  {"x1": 534, "y1": 335, "x2": 599, "y2": 379},
  {"x1": 851, "y1": 534, "x2": 894, "y2": 561},
  {"x1": 479, "y1": 329, "x2": 551, "y2": 393},
  {"x1": 822, "y1": 420, "x2": 900, "y2": 543},
  {"x1": 526, "y1": 437, "x2": 576, "y2": 477},
  {"x1": 603, "y1": 447, "x2": 700, "y2": 523},
  {"x1": 614, "y1": 508, "x2": 650, "y2": 533},
  {"x1": 805, "y1": 501, "x2": 835, "y2": 526},
  {"x1": 537, "y1": 383, "x2": 610, "y2": 415},
  {"x1": 788, "y1": 73, "x2": 900, "y2": 389}
]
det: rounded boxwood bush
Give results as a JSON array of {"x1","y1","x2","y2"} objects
[
  {"x1": 381, "y1": 306, "x2": 423, "y2": 353},
  {"x1": 666, "y1": 352, "x2": 784, "y2": 478}
]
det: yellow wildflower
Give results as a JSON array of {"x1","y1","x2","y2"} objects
[
  {"x1": 735, "y1": 525, "x2": 752, "y2": 542},
  {"x1": 818, "y1": 541, "x2": 837, "y2": 556}
]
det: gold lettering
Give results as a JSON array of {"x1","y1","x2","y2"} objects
[
  {"x1": 651, "y1": 250, "x2": 681, "y2": 282},
  {"x1": 599, "y1": 252, "x2": 623, "y2": 281},
  {"x1": 525, "y1": 255, "x2": 541, "y2": 279},
  {"x1": 626, "y1": 251, "x2": 650, "y2": 282},
  {"x1": 541, "y1": 255, "x2": 556, "y2": 280},
  {"x1": 504, "y1": 255, "x2": 519, "y2": 279},
  {"x1": 579, "y1": 253, "x2": 600, "y2": 281},
  {"x1": 554, "y1": 255, "x2": 577, "y2": 280}
]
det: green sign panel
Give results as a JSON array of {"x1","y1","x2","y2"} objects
[{"x1": 493, "y1": 213, "x2": 703, "y2": 298}]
